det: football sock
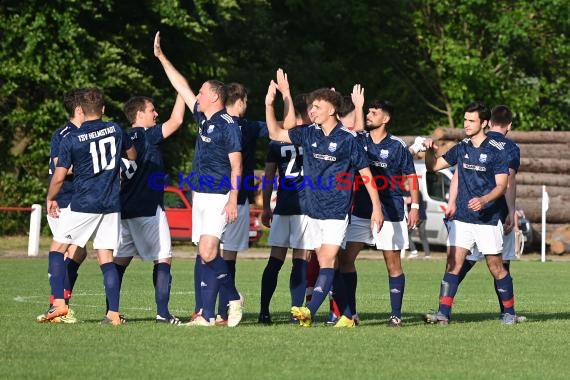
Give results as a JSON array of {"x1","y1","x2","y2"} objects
[
  {"x1": 438, "y1": 272, "x2": 459, "y2": 318},
  {"x1": 101, "y1": 262, "x2": 120, "y2": 312},
  {"x1": 342, "y1": 271, "x2": 358, "y2": 316},
  {"x1": 64, "y1": 258, "x2": 81, "y2": 305},
  {"x1": 495, "y1": 262, "x2": 511, "y2": 314},
  {"x1": 389, "y1": 274, "x2": 405, "y2": 318},
  {"x1": 458, "y1": 259, "x2": 476, "y2": 284},
  {"x1": 105, "y1": 264, "x2": 126, "y2": 313},
  {"x1": 306, "y1": 268, "x2": 334, "y2": 318},
  {"x1": 207, "y1": 256, "x2": 239, "y2": 301},
  {"x1": 217, "y1": 259, "x2": 236, "y2": 319},
  {"x1": 305, "y1": 253, "x2": 320, "y2": 301},
  {"x1": 290, "y1": 258, "x2": 307, "y2": 307},
  {"x1": 154, "y1": 263, "x2": 172, "y2": 318},
  {"x1": 194, "y1": 255, "x2": 203, "y2": 312},
  {"x1": 496, "y1": 273, "x2": 516, "y2": 315},
  {"x1": 48, "y1": 251, "x2": 65, "y2": 300},
  {"x1": 332, "y1": 270, "x2": 351, "y2": 318},
  {"x1": 260, "y1": 256, "x2": 284, "y2": 314},
  {"x1": 199, "y1": 261, "x2": 219, "y2": 321}
]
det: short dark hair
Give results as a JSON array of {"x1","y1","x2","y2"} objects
[
  {"x1": 77, "y1": 88, "x2": 104, "y2": 117},
  {"x1": 293, "y1": 93, "x2": 310, "y2": 120},
  {"x1": 369, "y1": 100, "x2": 394, "y2": 119},
  {"x1": 464, "y1": 101, "x2": 490, "y2": 122},
  {"x1": 307, "y1": 88, "x2": 342, "y2": 114},
  {"x1": 225, "y1": 82, "x2": 248, "y2": 107},
  {"x1": 338, "y1": 95, "x2": 355, "y2": 118},
  {"x1": 123, "y1": 96, "x2": 153, "y2": 125},
  {"x1": 63, "y1": 89, "x2": 84, "y2": 118},
  {"x1": 491, "y1": 105, "x2": 513, "y2": 127},
  {"x1": 206, "y1": 79, "x2": 227, "y2": 105}
]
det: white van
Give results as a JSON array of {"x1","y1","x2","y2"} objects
[{"x1": 412, "y1": 160, "x2": 453, "y2": 247}]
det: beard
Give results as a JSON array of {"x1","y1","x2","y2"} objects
[{"x1": 365, "y1": 123, "x2": 380, "y2": 131}]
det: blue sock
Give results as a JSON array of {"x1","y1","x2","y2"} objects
[
  {"x1": 388, "y1": 274, "x2": 405, "y2": 318},
  {"x1": 101, "y1": 262, "x2": 120, "y2": 312},
  {"x1": 290, "y1": 258, "x2": 307, "y2": 307},
  {"x1": 342, "y1": 271, "x2": 358, "y2": 316},
  {"x1": 207, "y1": 256, "x2": 240, "y2": 301},
  {"x1": 154, "y1": 263, "x2": 172, "y2": 318},
  {"x1": 48, "y1": 251, "x2": 65, "y2": 299},
  {"x1": 496, "y1": 273, "x2": 515, "y2": 315},
  {"x1": 495, "y1": 263, "x2": 511, "y2": 314},
  {"x1": 306, "y1": 268, "x2": 335, "y2": 318},
  {"x1": 199, "y1": 262, "x2": 219, "y2": 320},
  {"x1": 217, "y1": 259, "x2": 236, "y2": 319},
  {"x1": 194, "y1": 255, "x2": 203, "y2": 313},
  {"x1": 260, "y1": 256, "x2": 284, "y2": 314},
  {"x1": 64, "y1": 258, "x2": 81, "y2": 304},
  {"x1": 106, "y1": 264, "x2": 126, "y2": 313},
  {"x1": 438, "y1": 272, "x2": 459, "y2": 318},
  {"x1": 457, "y1": 260, "x2": 476, "y2": 284}
]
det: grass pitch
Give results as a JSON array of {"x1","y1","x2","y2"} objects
[{"x1": 2, "y1": 255, "x2": 570, "y2": 379}]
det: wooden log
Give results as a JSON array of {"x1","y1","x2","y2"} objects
[
  {"x1": 529, "y1": 223, "x2": 567, "y2": 244},
  {"x1": 519, "y1": 158, "x2": 570, "y2": 174},
  {"x1": 518, "y1": 144, "x2": 570, "y2": 159},
  {"x1": 517, "y1": 197, "x2": 570, "y2": 223},
  {"x1": 517, "y1": 185, "x2": 570, "y2": 200},
  {"x1": 549, "y1": 226, "x2": 570, "y2": 255},
  {"x1": 432, "y1": 127, "x2": 570, "y2": 144},
  {"x1": 517, "y1": 172, "x2": 570, "y2": 187}
]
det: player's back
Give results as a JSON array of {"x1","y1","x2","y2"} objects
[{"x1": 60, "y1": 119, "x2": 128, "y2": 214}]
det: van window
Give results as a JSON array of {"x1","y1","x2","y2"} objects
[{"x1": 426, "y1": 172, "x2": 450, "y2": 202}]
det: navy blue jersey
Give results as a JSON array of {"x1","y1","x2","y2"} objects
[
  {"x1": 57, "y1": 119, "x2": 132, "y2": 213},
  {"x1": 266, "y1": 140, "x2": 305, "y2": 215},
  {"x1": 120, "y1": 124, "x2": 165, "y2": 219},
  {"x1": 442, "y1": 136, "x2": 509, "y2": 225},
  {"x1": 486, "y1": 131, "x2": 520, "y2": 173},
  {"x1": 49, "y1": 122, "x2": 76, "y2": 208},
  {"x1": 189, "y1": 104, "x2": 242, "y2": 194},
  {"x1": 234, "y1": 117, "x2": 268, "y2": 205},
  {"x1": 288, "y1": 123, "x2": 368, "y2": 220},
  {"x1": 352, "y1": 133, "x2": 416, "y2": 222}
]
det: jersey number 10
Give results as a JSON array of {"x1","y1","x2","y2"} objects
[{"x1": 89, "y1": 136, "x2": 116, "y2": 174}]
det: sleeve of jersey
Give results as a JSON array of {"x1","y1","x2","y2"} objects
[
  {"x1": 56, "y1": 136, "x2": 72, "y2": 169},
  {"x1": 493, "y1": 150, "x2": 510, "y2": 175},
  {"x1": 442, "y1": 144, "x2": 459, "y2": 166},
  {"x1": 192, "y1": 103, "x2": 202, "y2": 124},
  {"x1": 287, "y1": 126, "x2": 305, "y2": 146},
  {"x1": 50, "y1": 131, "x2": 60, "y2": 160},
  {"x1": 401, "y1": 147, "x2": 417, "y2": 175},
  {"x1": 121, "y1": 128, "x2": 134, "y2": 151},
  {"x1": 509, "y1": 144, "x2": 521, "y2": 173},
  {"x1": 148, "y1": 124, "x2": 165, "y2": 145},
  {"x1": 224, "y1": 124, "x2": 242, "y2": 153}
]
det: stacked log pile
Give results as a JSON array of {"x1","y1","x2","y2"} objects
[{"x1": 407, "y1": 128, "x2": 570, "y2": 254}]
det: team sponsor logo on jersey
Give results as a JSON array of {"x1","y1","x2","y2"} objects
[
  {"x1": 370, "y1": 161, "x2": 388, "y2": 168},
  {"x1": 199, "y1": 134, "x2": 212, "y2": 143},
  {"x1": 479, "y1": 153, "x2": 488, "y2": 163},
  {"x1": 463, "y1": 163, "x2": 487, "y2": 172},
  {"x1": 380, "y1": 149, "x2": 389, "y2": 159},
  {"x1": 313, "y1": 153, "x2": 336, "y2": 161},
  {"x1": 328, "y1": 142, "x2": 337, "y2": 152},
  {"x1": 207, "y1": 124, "x2": 215, "y2": 134}
]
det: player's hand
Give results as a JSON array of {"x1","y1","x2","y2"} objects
[
  {"x1": 371, "y1": 208, "x2": 384, "y2": 233},
  {"x1": 351, "y1": 84, "x2": 364, "y2": 108},
  {"x1": 467, "y1": 197, "x2": 487, "y2": 212},
  {"x1": 410, "y1": 136, "x2": 427, "y2": 154},
  {"x1": 423, "y1": 138, "x2": 438, "y2": 150},
  {"x1": 261, "y1": 209, "x2": 272, "y2": 228},
  {"x1": 408, "y1": 209, "x2": 420, "y2": 230},
  {"x1": 47, "y1": 200, "x2": 60, "y2": 218},
  {"x1": 153, "y1": 31, "x2": 163, "y2": 58},
  {"x1": 223, "y1": 201, "x2": 238, "y2": 224},
  {"x1": 503, "y1": 212, "x2": 514, "y2": 234},
  {"x1": 276, "y1": 68, "x2": 290, "y2": 95},
  {"x1": 265, "y1": 80, "x2": 278, "y2": 106},
  {"x1": 445, "y1": 202, "x2": 457, "y2": 219}
]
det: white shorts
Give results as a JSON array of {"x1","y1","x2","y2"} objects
[
  {"x1": 447, "y1": 219, "x2": 503, "y2": 256},
  {"x1": 54, "y1": 208, "x2": 120, "y2": 250},
  {"x1": 345, "y1": 215, "x2": 408, "y2": 251},
  {"x1": 309, "y1": 216, "x2": 349, "y2": 247},
  {"x1": 467, "y1": 229, "x2": 516, "y2": 261},
  {"x1": 47, "y1": 211, "x2": 63, "y2": 236},
  {"x1": 268, "y1": 214, "x2": 318, "y2": 250},
  {"x1": 116, "y1": 207, "x2": 172, "y2": 261},
  {"x1": 192, "y1": 192, "x2": 229, "y2": 244},
  {"x1": 221, "y1": 201, "x2": 250, "y2": 252}
]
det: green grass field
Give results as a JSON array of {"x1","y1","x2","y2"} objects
[{"x1": 2, "y1": 254, "x2": 570, "y2": 379}]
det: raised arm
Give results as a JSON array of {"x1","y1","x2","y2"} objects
[
  {"x1": 265, "y1": 80, "x2": 292, "y2": 143},
  {"x1": 423, "y1": 138, "x2": 450, "y2": 172},
  {"x1": 351, "y1": 84, "x2": 365, "y2": 132},
  {"x1": 276, "y1": 69, "x2": 297, "y2": 130},
  {"x1": 161, "y1": 94, "x2": 186, "y2": 139},
  {"x1": 153, "y1": 32, "x2": 197, "y2": 112}
]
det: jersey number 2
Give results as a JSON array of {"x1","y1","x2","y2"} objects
[{"x1": 89, "y1": 136, "x2": 116, "y2": 174}]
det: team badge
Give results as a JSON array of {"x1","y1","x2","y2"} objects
[
  {"x1": 380, "y1": 149, "x2": 389, "y2": 159},
  {"x1": 479, "y1": 153, "x2": 487, "y2": 163},
  {"x1": 207, "y1": 125, "x2": 215, "y2": 134},
  {"x1": 328, "y1": 142, "x2": 337, "y2": 152}
]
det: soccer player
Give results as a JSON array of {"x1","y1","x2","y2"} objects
[
  {"x1": 258, "y1": 93, "x2": 315, "y2": 324},
  {"x1": 340, "y1": 100, "x2": 420, "y2": 327},
  {"x1": 153, "y1": 31, "x2": 244, "y2": 327},
  {"x1": 446, "y1": 105, "x2": 525, "y2": 322},
  {"x1": 113, "y1": 93, "x2": 185, "y2": 325},
  {"x1": 214, "y1": 82, "x2": 268, "y2": 324},
  {"x1": 265, "y1": 69, "x2": 383, "y2": 328},
  {"x1": 422, "y1": 101, "x2": 516, "y2": 325},
  {"x1": 37, "y1": 89, "x2": 88, "y2": 324},
  {"x1": 41, "y1": 87, "x2": 136, "y2": 326}
]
